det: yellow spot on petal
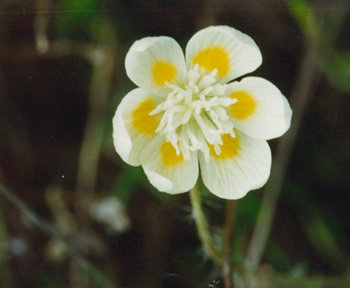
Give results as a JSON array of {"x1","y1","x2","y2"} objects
[
  {"x1": 161, "y1": 142, "x2": 183, "y2": 166},
  {"x1": 209, "y1": 134, "x2": 240, "y2": 160},
  {"x1": 229, "y1": 91, "x2": 257, "y2": 120},
  {"x1": 132, "y1": 98, "x2": 159, "y2": 134},
  {"x1": 152, "y1": 61, "x2": 177, "y2": 86},
  {"x1": 193, "y1": 47, "x2": 229, "y2": 77}
]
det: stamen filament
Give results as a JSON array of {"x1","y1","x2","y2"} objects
[{"x1": 151, "y1": 66, "x2": 237, "y2": 161}]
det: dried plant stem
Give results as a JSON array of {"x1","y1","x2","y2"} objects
[
  {"x1": 223, "y1": 200, "x2": 236, "y2": 288},
  {"x1": 0, "y1": 182, "x2": 115, "y2": 288},
  {"x1": 34, "y1": 0, "x2": 51, "y2": 54},
  {"x1": 75, "y1": 48, "x2": 115, "y2": 204},
  {"x1": 189, "y1": 185, "x2": 222, "y2": 264},
  {"x1": 70, "y1": 21, "x2": 116, "y2": 221}
]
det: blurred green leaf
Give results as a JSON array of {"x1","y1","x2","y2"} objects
[
  {"x1": 323, "y1": 51, "x2": 350, "y2": 92},
  {"x1": 89, "y1": 17, "x2": 116, "y2": 46},
  {"x1": 282, "y1": 182, "x2": 346, "y2": 270},
  {"x1": 112, "y1": 166, "x2": 142, "y2": 204},
  {"x1": 286, "y1": 0, "x2": 318, "y2": 40},
  {"x1": 237, "y1": 193, "x2": 261, "y2": 223},
  {"x1": 287, "y1": 0, "x2": 350, "y2": 92},
  {"x1": 62, "y1": 0, "x2": 97, "y2": 11},
  {"x1": 265, "y1": 239, "x2": 293, "y2": 272},
  {"x1": 287, "y1": 0, "x2": 310, "y2": 23},
  {"x1": 303, "y1": 214, "x2": 343, "y2": 264},
  {"x1": 54, "y1": 0, "x2": 99, "y2": 39}
]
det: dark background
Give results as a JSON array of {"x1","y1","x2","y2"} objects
[{"x1": 0, "y1": 0, "x2": 349, "y2": 287}]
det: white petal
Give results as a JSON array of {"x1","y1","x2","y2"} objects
[
  {"x1": 125, "y1": 36, "x2": 187, "y2": 90},
  {"x1": 112, "y1": 88, "x2": 161, "y2": 166},
  {"x1": 140, "y1": 136, "x2": 199, "y2": 194},
  {"x1": 186, "y1": 26, "x2": 262, "y2": 83},
  {"x1": 227, "y1": 77, "x2": 292, "y2": 140},
  {"x1": 199, "y1": 131, "x2": 271, "y2": 199}
]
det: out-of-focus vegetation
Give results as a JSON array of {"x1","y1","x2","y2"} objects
[{"x1": 0, "y1": 0, "x2": 349, "y2": 287}]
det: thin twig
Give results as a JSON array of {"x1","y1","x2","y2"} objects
[
  {"x1": 0, "y1": 182, "x2": 115, "y2": 288},
  {"x1": 223, "y1": 200, "x2": 236, "y2": 288},
  {"x1": 189, "y1": 185, "x2": 223, "y2": 264},
  {"x1": 0, "y1": 40, "x2": 102, "y2": 61}
]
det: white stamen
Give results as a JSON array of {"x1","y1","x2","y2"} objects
[{"x1": 152, "y1": 67, "x2": 237, "y2": 162}]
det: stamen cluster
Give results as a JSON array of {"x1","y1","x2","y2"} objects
[{"x1": 151, "y1": 64, "x2": 237, "y2": 161}]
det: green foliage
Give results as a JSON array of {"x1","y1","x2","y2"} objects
[
  {"x1": 324, "y1": 51, "x2": 350, "y2": 92},
  {"x1": 54, "y1": 0, "x2": 99, "y2": 39},
  {"x1": 112, "y1": 166, "x2": 143, "y2": 204},
  {"x1": 287, "y1": 0, "x2": 350, "y2": 92},
  {"x1": 303, "y1": 215, "x2": 343, "y2": 265},
  {"x1": 286, "y1": 0, "x2": 319, "y2": 40},
  {"x1": 283, "y1": 182, "x2": 346, "y2": 270},
  {"x1": 265, "y1": 240, "x2": 293, "y2": 273}
]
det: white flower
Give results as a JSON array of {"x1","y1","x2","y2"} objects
[{"x1": 113, "y1": 26, "x2": 292, "y2": 199}]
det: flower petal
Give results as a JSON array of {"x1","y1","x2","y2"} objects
[
  {"x1": 140, "y1": 136, "x2": 199, "y2": 194},
  {"x1": 186, "y1": 26, "x2": 262, "y2": 83},
  {"x1": 112, "y1": 88, "x2": 161, "y2": 166},
  {"x1": 199, "y1": 131, "x2": 271, "y2": 199},
  {"x1": 227, "y1": 77, "x2": 292, "y2": 140},
  {"x1": 125, "y1": 36, "x2": 187, "y2": 90}
]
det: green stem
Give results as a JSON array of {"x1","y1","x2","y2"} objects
[{"x1": 189, "y1": 184, "x2": 222, "y2": 264}]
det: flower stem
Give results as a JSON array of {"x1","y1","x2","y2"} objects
[
  {"x1": 189, "y1": 184, "x2": 222, "y2": 264},
  {"x1": 223, "y1": 200, "x2": 236, "y2": 288}
]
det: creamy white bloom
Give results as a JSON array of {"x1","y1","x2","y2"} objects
[{"x1": 113, "y1": 26, "x2": 292, "y2": 199}]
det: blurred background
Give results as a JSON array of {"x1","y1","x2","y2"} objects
[{"x1": 0, "y1": 0, "x2": 349, "y2": 287}]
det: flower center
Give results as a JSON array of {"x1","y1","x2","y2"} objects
[{"x1": 150, "y1": 64, "x2": 237, "y2": 161}]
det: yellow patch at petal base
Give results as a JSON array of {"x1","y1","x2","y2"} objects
[
  {"x1": 152, "y1": 61, "x2": 177, "y2": 86},
  {"x1": 161, "y1": 142, "x2": 183, "y2": 166},
  {"x1": 193, "y1": 47, "x2": 229, "y2": 77},
  {"x1": 229, "y1": 91, "x2": 257, "y2": 120},
  {"x1": 132, "y1": 98, "x2": 159, "y2": 134},
  {"x1": 209, "y1": 134, "x2": 240, "y2": 160}
]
